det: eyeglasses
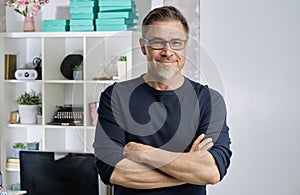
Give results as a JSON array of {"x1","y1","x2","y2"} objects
[{"x1": 143, "y1": 37, "x2": 187, "y2": 50}]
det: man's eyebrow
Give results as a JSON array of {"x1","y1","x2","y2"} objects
[{"x1": 147, "y1": 37, "x2": 186, "y2": 40}]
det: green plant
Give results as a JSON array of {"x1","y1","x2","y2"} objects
[
  {"x1": 73, "y1": 64, "x2": 83, "y2": 71},
  {"x1": 118, "y1": 56, "x2": 127, "y2": 61},
  {"x1": 13, "y1": 142, "x2": 26, "y2": 149},
  {"x1": 16, "y1": 92, "x2": 41, "y2": 105},
  {"x1": 37, "y1": 105, "x2": 42, "y2": 115}
]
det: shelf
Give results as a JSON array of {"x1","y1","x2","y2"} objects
[
  {"x1": 1, "y1": 28, "x2": 134, "y2": 190},
  {"x1": 0, "y1": 31, "x2": 134, "y2": 38}
]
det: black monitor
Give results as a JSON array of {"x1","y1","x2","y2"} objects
[{"x1": 20, "y1": 151, "x2": 99, "y2": 195}]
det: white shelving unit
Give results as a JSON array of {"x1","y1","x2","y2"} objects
[{"x1": 0, "y1": 31, "x2": 139, "y2": 190}]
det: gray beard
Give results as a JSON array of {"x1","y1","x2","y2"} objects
[{"x1": 149, "y1": 63, "x2": 179, "y2": 81}]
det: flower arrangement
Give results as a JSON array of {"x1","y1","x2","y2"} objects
[{"x1": 5, "y1": 0, "x2": 50, "y2": 17}]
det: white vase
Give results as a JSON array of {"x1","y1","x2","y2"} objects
[
  {"x1": 12, "y1": 148, "x2": 24, "y2": 158},
  {"x1": 18, "y1": 105, "x2": 38, "y2": 124},
  {"x1": 73, "y1": 70, "x2": 83, "y2": 80},
  {"x1": 117, "y1": 61, "x2": 127, "y2": 81}
]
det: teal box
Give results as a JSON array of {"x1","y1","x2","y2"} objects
[
  {"x1": 70, "y1": 1, "x2": 98, "y2": 7},
  {"x1": 95, "y1": 18, "x2": 134, "y2": 25},
  {"x1": 43, "y1": 20, "x2": 70, "y2": 26},
  {"x1": 71, "y1": 13, "x2": 97, "y2": 19},
  {"x1": 96, "y1": 24, "x2": 135, "y2": 31},
  {"x1": 98, "y1": 0, "x2": 135, "y2": 7},
  {"x1": 98, "y1": 11, "x2": 133, "y2": 19},
  {"x1": 42, "y1": 25, "x2": 69, "y2": 32},
  {"x1": 99, "y1": 6, "x2": 135, "y2": 12},
  {"x1": 70, "y1": 19, "x2": 94, "y2": 26},
  {"x1": 70, "y1": 25, "x2": 95, "y2": 31},
  {"x1": 70, "y1": 0, "x2": 95, "y2": 2},
  {"x1": 70, "y1": 6, "x2": 99, "y2": 14}
]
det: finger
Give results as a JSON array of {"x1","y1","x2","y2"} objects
[
  {"x1": 199, "y1": 141, "x2": 214, "y2": 152},
  {"x1": 198, "y1": 138, "x2": 213, "y2": 150},
  {"x1": 190, "y1": 134, "x2": 205, "y2": 151}
]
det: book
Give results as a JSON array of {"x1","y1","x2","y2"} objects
[
  {"x1": 7, "y1": 157, "x2": 20, "y2": 163},
  {"x1": 4, "y1": 54, "x2": 17, "y2": 80},
  {"x1": 6, "y1": 158, "x2": 20, "y2": 170}
]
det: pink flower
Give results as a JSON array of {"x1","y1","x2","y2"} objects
[
  {"x1": 5, "y1": 0, "x2": 50, "y2": 17},
  {"x1": 31, "y1": 4, "x2": 41, "y2": 16}
]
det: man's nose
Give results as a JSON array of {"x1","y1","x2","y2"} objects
[{"x1": 161, "y1": 43, "x2": 174, "y2": 56}]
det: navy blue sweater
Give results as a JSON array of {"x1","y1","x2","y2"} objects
[{"x1": 93, "y1": 76, "x2": 232, "y2": 195}]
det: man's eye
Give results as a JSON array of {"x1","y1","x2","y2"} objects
[
  {"x1": 151, "y1": 40, "x2": 164, "y2": 45},
  {"x1": 171, "y1": 40, "x2": 184, "y2": 46}
]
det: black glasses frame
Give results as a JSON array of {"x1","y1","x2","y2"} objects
[{"x1": 143, "y1": 37, "x2": 187, "y2": 50}]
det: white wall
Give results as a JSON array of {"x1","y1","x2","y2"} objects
[{"x1": 201, "y1": 0, "x2": 300, "y2": 194}]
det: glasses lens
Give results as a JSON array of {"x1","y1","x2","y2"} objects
[
  {"x1": 170, "y1": 40, "x2": 185, "y2": 50},
  {"x1": 149, "y1": 39, "x2": 165, "y2": 49}
]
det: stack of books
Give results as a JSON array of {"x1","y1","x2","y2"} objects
[
  {"x1": 69, "y1": 0, "x2": 99, "y2": 32},
  {"x1": 6, "y1": 158, "x2": 20, "y2": 171},
  {"x1": 42, "y1": 20, "x2": 70, "y2": 32},
  {"x1": 96, "y1": 0, "x2": 138, "y2": 31}
]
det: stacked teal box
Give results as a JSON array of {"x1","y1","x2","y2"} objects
[
  {"x1": 69, "y1": 0, "x2": 99, "y2": 31},
  {"x1": 42, "y1": 20, "x2": 70, "y2": 32},
  {"x1": 96, "y1": 0, "x2": 138, "y2": 31}
]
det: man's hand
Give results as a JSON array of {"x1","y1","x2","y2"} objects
[
  {"x1": 123, "y1": 142, "x2": 155, "y2": 163},
  {"x1": 190, "y1": 134, "x2": 214, "y2": 157},
  {"x1": 123, "y1": 134, "x2": 214, "y2": 163}
]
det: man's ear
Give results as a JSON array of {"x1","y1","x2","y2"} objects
[{"x1": 139, "y1": 38, "x2": 147, "y2": 55}]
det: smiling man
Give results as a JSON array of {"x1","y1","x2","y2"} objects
[{"x1": 94, "y1": 6, "x2": 232, "y2": 195}]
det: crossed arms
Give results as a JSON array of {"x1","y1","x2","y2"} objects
[{"x1": 110, "y1": 134, "x2": 220, "y2": 189}]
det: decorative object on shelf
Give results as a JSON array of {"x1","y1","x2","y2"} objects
[
  {"x1": 5, "y1": 0, "x2": 50, "y2": 32},
  {"x1": 33, "y1": 56, "x2": 42, "y2": 79},
  {"x1": 27, "y1": 141, "x2": 39, "y2": 150},
  {"x1": 12, "y1": 142, "x2": 26, "y2": 158},
  {"x1": 4, "y1": 54, "x2": 17, "y2": 80},
  {"x1": 15, "y1": 69, "x2": 38, "y2": 80},
  {"x1": 118, "y1": 55, "x2": 127, "y2": 81},
  {"x1": 60, "y1": 54, "x2": 83, "y2": 80},
  {"x1": 72, "y1": 64, "x2": 83, "y2": 80},
  {"x1": 9, "y1": 110, "x2": 19, "y2": 124},
  {"x1": 48, "y1": 105, "x2": 84, "y2": 126},
  {"x1": 37, "y1": 105, "x2": 42, "y2": 125},
  {"x1": 23, "y1": 16, "x2": 35, "y2": 32},
  {"x1": 16, "y1": 92, "x2": 41, "y2": 124}
]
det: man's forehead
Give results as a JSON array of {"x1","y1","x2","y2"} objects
[{"x1": 143, "y1": 24, "x2": 187, "y2": 39}]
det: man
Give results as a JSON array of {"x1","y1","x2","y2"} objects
[{"x1": 94, "y1": 6, "x2": 232, "y2": 195}]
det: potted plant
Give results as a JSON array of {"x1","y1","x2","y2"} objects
[
  {"x1": 12, "y1": 142, "x2": 26, "y2": 158},
  {"x1": 117, "y1": 55, "x2": 127, "y2": 81},
  {"x1": 37, "y1": 105, "x2": 42, "y2": 125},
  {"x1": 73, "y1": 64, "x2": 83, "y2": 80},
  {"x1": 16, "y1": 92, "x2": 41, "y2": 124}
]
